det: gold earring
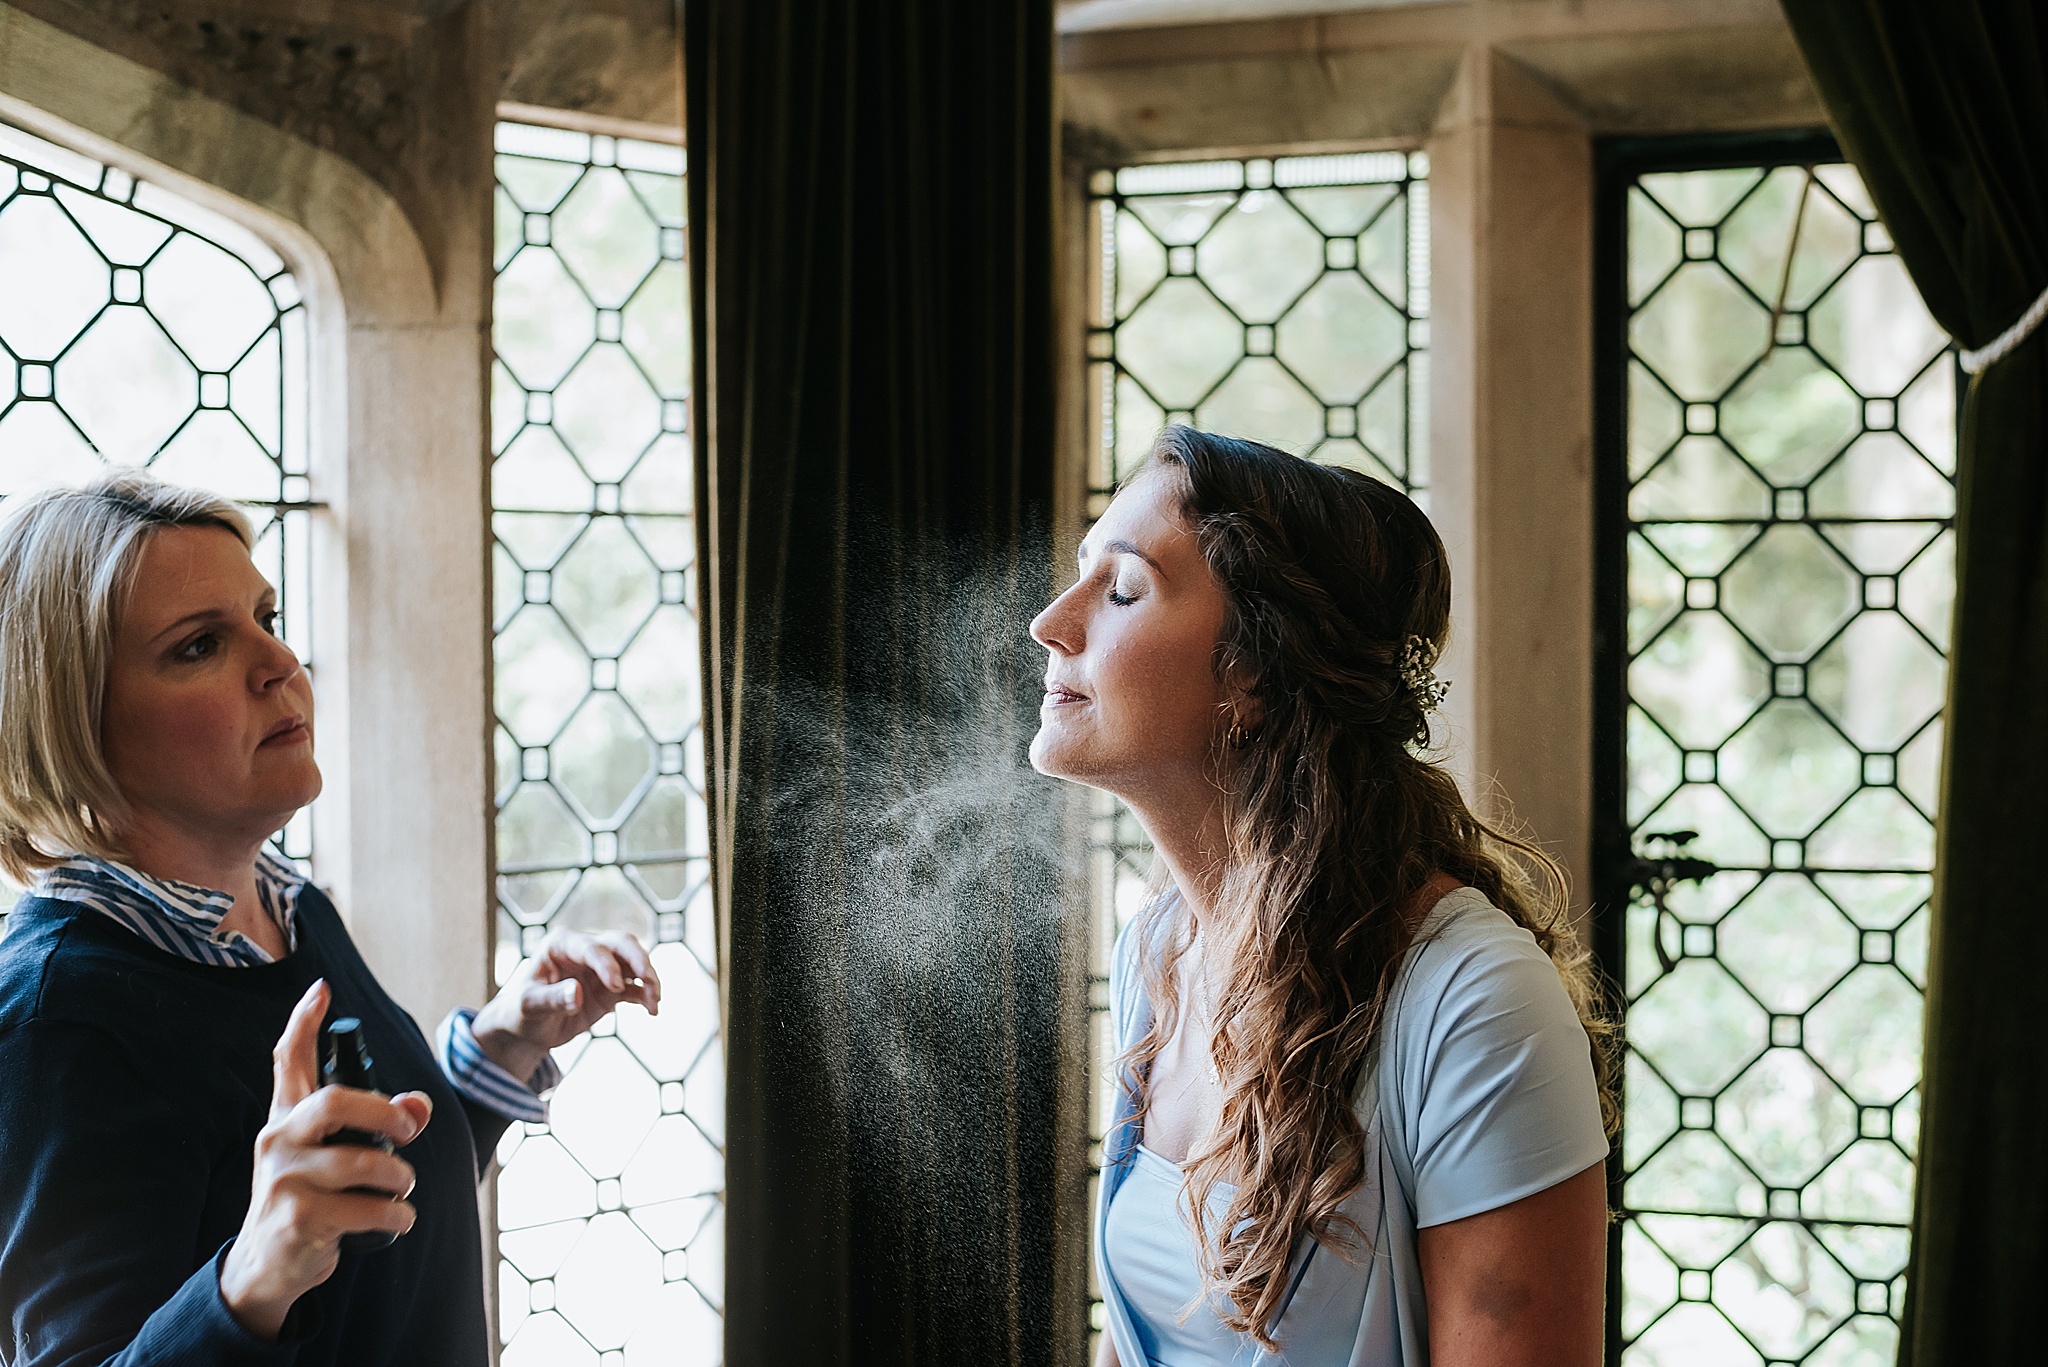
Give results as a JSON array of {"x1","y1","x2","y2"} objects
[{"x1": 1226, "y1": 720, "x2": 1250, "y2": 750}]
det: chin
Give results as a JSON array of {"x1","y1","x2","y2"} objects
[
  {"x1": 1027, "y1": 726, "x2": 1058, "y2": 777},
  {"x1": 1029, "y1": 724, "x2": 1110, "y2": 791},
  {"x1": 271, "y1": 758, "x2": 323, "y2": 814},
  {"x1": 1028, "y1": 723, "x2": 1080, "y2": 781}
]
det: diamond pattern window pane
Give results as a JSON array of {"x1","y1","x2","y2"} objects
[
  {"x1": 1618, "y1": 160, "x2": 1951, "y2": 1366},
  {"x1": 1086, "y1": 150, "x2": 1431, "y2": 516},
  {"x1": 491, "y1": 119, "x2": 720, "y2": 1367},
  {"x1": 1079, "y1": 149, "x2": 1429, "y2": 1358},
  {"x1": 0, "y1": 116, "x2": 316, "y2": 920}
]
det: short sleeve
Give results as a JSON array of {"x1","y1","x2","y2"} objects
[{"x1": 1388, "y1": 905, "x2": 1610, "y2": 1228}]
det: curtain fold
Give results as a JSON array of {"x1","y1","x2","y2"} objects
[
  {"x1": 685, "y1": 3, "x2": 1066, "y2": 1363},
  {"x1": 1777, "y1": 4, "x2": 2048, "y2": 1362}
]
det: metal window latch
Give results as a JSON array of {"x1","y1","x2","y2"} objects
[{"x1": 1627, "y1": 830, "x2": 1718, "y2": 975}]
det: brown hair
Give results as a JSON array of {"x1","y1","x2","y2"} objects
[
  {"x1": 1122, "y1": 426, "x2": 1614, "y2": 1345},
  {"x1": 0, "y1": 470, "x2": 250, "y2": 882}
]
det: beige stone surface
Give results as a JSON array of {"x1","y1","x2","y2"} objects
[
  {"x1": 1427, "y1": 48, "x2": 1594, "y2": 915},
  {"x1": 1062, "y1": 0, "x2": 1823, "y2": 153},
  {"x1": 500, "y1": 0, "x2": 678, "y2": 130}
]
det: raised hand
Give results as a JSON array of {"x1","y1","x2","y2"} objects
[
  {"x1": 469, "y1": 929, "x2": 662, "y2": 1083},
  {"x1": 219, "y1": 979, "x2": 433, "y2": 1342}
]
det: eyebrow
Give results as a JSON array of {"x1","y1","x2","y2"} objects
[
  {"x1": 1078, "y1": 537, "x2": 1164, "y2": 573},
  {"x1": 147, "y1": 591, "x2": 277, "y2": 648}
]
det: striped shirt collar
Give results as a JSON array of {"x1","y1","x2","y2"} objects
[{"x1": 32, "y1": 850, "x2": 306, "y2": 967}]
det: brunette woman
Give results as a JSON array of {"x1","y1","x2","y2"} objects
[
  {"x1": 1031, "y1": 428, "x2": 1612, "y2": 1367},
  {"x1": 0, "y1": 472, "x2": 660, "y2": 1364}
]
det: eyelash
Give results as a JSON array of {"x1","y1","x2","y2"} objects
[
  {"x1": 1106, "y1": 587, "x2": 1136, "y2": 607},
  {"x1": 174, "y1": 612, "x2": 279, "y2": 661}
]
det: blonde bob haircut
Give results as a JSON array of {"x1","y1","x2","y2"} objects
[{"x1": 0, "y1": 470, "x2": 251, "y2": 883}]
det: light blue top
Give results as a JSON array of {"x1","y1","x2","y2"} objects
[
  {"x1": 1095, "y1": 888, "x2": 1609, "y2": 1367},
  {"x1": 1104, "y1": 1144, "x2": 1256, "y2": 1367}
]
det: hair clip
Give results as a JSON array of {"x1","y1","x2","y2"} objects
[{"x1": 1399, "y1": 634, "x2": 1450, "y2": 713}]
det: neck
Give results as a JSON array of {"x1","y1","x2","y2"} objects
[
  {"x1": 1121, "y1": 777, "x2": 1232, "y2": 927},
  {"x1": 114, "y1": 813, "x2": 283, "y2": 956}
]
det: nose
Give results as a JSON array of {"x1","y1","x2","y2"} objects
[
  {"x1": 253, "y1": 626, "x2": 304, "y2": 693},
  {"x1": 1030, "y1": 579, "x2": 1084, "y2": 657}
]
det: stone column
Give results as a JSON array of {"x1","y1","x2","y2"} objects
[{"x1": 1427, "y1": 48, "x2": 1596, "y2": 914}]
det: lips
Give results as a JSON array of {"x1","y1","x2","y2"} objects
[
  {"x1": 1042, "y1": 683, "x2": 1088, "y2": 707},
  {"x1": 259, "y1": 715, "x2": 309, "y2": 748}
]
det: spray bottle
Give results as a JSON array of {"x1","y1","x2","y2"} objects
[{"x1": 322, "y1": 1017, "x2": 400, "y2": 1252}]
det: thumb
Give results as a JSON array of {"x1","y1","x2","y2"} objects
[
  {"x1": 392, "y1": 1092, "x2": 434, "y2": 1145},
  {"x1": 530, "y1": 977, "x2": 580, "y2": 1016},
  {"x1": 271, "y1": 978, "x2": 328, "y2": 1122}
]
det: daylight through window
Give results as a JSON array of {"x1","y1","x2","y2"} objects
[
  {"x1": 0, "y1": 115, "x2": 316, "y2": 895},
  {"x1": 1614, "y1": 156, "x2": 1952, "y2": 1366},
  {"x1": 489, "y1": 118, "x2": 722, "y2": 1367}
]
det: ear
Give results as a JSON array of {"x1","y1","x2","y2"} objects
[{"x1": 1223, "y1": 665, "x2": 1265, "y2": 732}]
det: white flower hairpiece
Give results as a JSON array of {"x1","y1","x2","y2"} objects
[{"x1": 1399, "y1": 634, "x2": 1450, "y2": 712}]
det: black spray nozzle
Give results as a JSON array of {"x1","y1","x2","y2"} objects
[{"x1": 323, "y1": 1017, "x2": 379, "y2": 1094}]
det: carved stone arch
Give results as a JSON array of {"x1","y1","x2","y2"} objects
[{"x1": 0, "y1": 0, "x2": 434, "y2": 323}]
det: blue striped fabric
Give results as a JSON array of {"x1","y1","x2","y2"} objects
[
  {"x1": 438, "y1": 1008, "x2": 561, "y2": 1124},
  {"x1": 33, "y1": 850, "x2": 304, "y2": 967},
  {"x1": 28, "y1": 853, "x2": 556, "y2": 1123}
]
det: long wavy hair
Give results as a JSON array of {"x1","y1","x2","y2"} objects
[{"x1": 1120, "y1": 427, "x2": 1615, "y2": 1347}]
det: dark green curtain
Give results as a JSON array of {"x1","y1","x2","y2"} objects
[
  {"x1": 1778, "y1": 4, "x2": 2048, "y2": 1362},
  {"x1": 683, "y1": 3, "x2": 1068, "y2": 1364}
]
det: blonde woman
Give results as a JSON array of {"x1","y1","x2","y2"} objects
[
  {"x1": 1032, "y1": 428, "x2": 1613, "y2": 1366},
  {"x1": 0, "y1": 472, "x2": 659, "y2": 1365}
]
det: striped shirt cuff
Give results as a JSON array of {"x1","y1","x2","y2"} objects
[{"x1": 436, "y1": 1009, "x2": 564, "y2": 1124}]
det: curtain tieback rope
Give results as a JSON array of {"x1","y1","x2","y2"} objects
[{"x1": 1960, "y1": 281, "x2": 2048, "y2": 374}]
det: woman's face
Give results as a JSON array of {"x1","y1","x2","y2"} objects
[
  {"x1": 101, "y1": 525, "x2": 320, "y2": 850},
  {"x1": 1029, "y1": 468, "x2": 1237, "y2": 804}
]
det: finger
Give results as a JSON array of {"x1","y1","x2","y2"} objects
[
  {"x1": 596, "y1": 932, "x2": 656, "y2": 983},
  {"x1": 563, "y1": 959, "x2": 640, "y2": 1017},
  {"x1": 569, "y1": 940, "x2": 629, "y2": 994},
  {"x1": 286, "y1": 1087, "x2": 429, "y2": 1149},
  {"x1": 596, "y1": 934, "x2": 661, "y2": 1011},
  {"x1": 311, "y1": 1189, "x2": 418, "y2": 1240},
  {"x1": 392, "y1": 1092, "x2": 433, "y2": 1144},
  {"x1": 270, "y1": 980, "x2": 329, "y2": 1122},
  {"x1": 523, "y1": 975, "x2": 581, "y2": 1020},
  {"x1": 532, "y1": 929, "x2": 587, "y2": 978},
  {"x1": 290, "y1": 1146, "x2": 418, "y2": 1200},
  {"x1": 560, "y1": 950, "x2": 655, "y2": 1019}
]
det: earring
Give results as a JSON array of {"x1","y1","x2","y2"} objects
[{"x1": 1226, "y1": 720, "x2": 1251, "y2": 750}]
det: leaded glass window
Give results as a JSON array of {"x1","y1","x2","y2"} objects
[
  {"x1": 1085, "y1": 151, "x2": 1431, "y2": 515},
  {"x1": 489, "y1": 119, "x2": 721, "y2": 1367},
  {"x1": 1603, "y1": 148, "x2": 1951, "y2": 1366},
  {"x1": 1080, "y1": 149, "x2": 1429, "y2": 1352},
  {"x1": 0, "y1": 115, "x2": 316, "y2": 896}
]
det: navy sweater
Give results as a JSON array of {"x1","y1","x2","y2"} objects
[{"x1": 0, "y1": 888, "x2": 510, "y2": 1366}]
